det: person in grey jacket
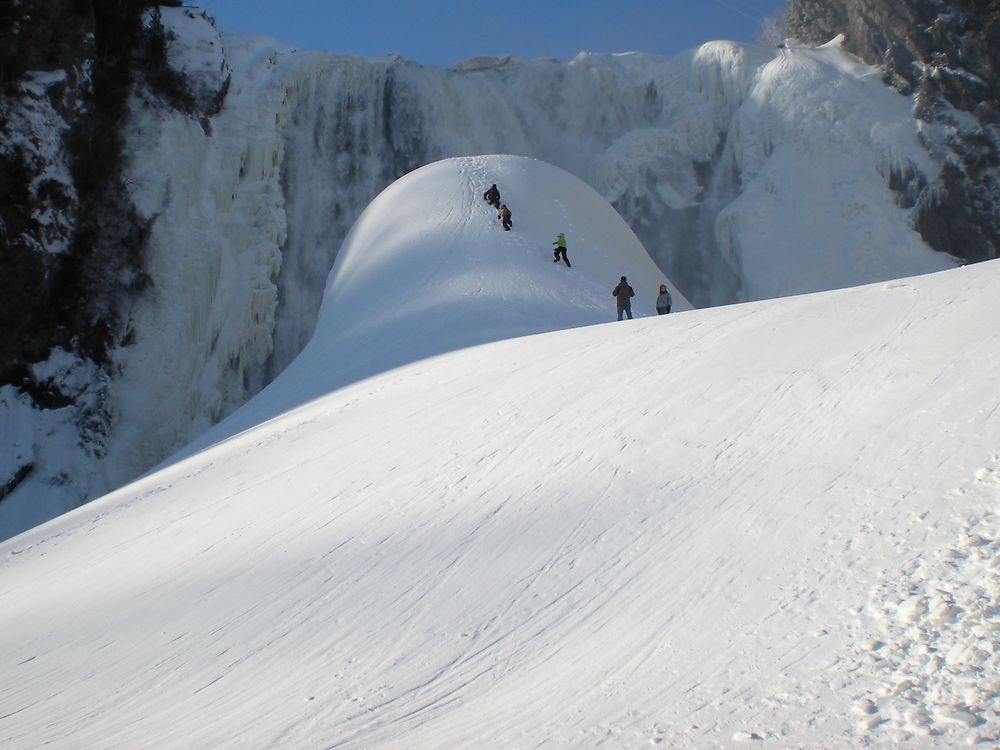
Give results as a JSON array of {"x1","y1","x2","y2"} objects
[
  {"x1": 612, "y1": 276, "x2": 635, "y2": 320},
  {"x1": 656, "y1": 284, "x2": 672, "y2": 315}
]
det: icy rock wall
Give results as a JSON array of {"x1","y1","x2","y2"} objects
[
  {"x1": 786, "y1": 0, "x2": 1000, "y2": 263},
  {"x1": 110, "y1": 34, "x2": 286, "y2": 487},
  {"x1": 2, "y1": 70, "x2": 81, "y2": 258}
]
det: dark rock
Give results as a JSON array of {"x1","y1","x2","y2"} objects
[
  {"x1": 0, "y1": 0, "x2": 204, "y2": 514},
  {"x1": 787, "y1": 0, "x2": 1000, "y2": 263}
]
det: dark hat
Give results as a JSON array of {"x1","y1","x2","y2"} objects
[{"x1": 620, "y1": 276, "x2": 627, "y2": 281}]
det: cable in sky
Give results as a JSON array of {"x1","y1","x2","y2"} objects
[{"x1": 710, "y1": 0, "x2": 768, "y2": 23}]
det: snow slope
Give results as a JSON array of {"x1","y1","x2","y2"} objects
[{"x1": 1, "y1": 199, "x2": 997, "y2": 746}]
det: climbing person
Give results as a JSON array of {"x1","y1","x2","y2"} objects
[
  {"x1": 484, "y1": 183, "x2": 500, "y2": 208},
  {"x1": 656, "y1": 284, "x2": 672, "y2": 315},
  {"x1": 612, "y1": 275, "x2": 635, "y2": 320},
  {"x1": 498, "y1": 203, "x2": 512, "y2": 231},
  {"x1": 552, "y1": 232, "x2": 570, "y2": 267}
]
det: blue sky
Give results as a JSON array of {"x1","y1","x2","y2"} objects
[{"x1": 194, "y1": 0, "x2": 789, "y2": 67}]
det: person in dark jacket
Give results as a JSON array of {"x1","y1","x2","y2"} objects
[
  {"x1": 484, "y1": 183, "x2": 500, "y2": 208},
  {"x1": 552, "y1": 232, "x2": 570, "y2": 266},
  {"x1": 656, "y1": 284, "x2": 672, "y2": 315},
  {"x1": 498, "y1": 203, "x2": 512, "y2": 230},
  {"x1": 613, "y1": 276, "x2": 635, "y2": 320}
]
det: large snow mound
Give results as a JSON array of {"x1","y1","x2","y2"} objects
[
  {"x1": 1, "y1": 259, "x2": 998, "y2": 748},
  {"x1": 176, "y1": 154, "x2": 688, "y2": 453},
  {"x1": 322, "y1": 154, "x2": 688, "y2": 371}
]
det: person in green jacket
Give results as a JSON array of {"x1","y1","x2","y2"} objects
[{"x1": 552, "y1": 232, "x2": 570, "y2": 267}]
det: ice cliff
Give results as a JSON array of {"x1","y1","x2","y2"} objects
[{"x1": 0, "y1": 6, "x2": 963, "y2": 537}]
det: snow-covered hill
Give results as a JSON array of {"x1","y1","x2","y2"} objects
[
  {"x1": 170, "y1": 154, "x2": 688, "y2": 455},
  {"x1": 0, "y1": 152, "x2": 997, "y2": 746}
]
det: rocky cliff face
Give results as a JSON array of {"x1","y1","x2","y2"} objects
[
  {"x1": 787, "y1": 0, "x2": 1000, "y2": 262},
  {"x1": 0, "y1": 1, "x2": 227, "y2": 514},
  {"x1": 1, "y1": 1, "x2": 141, "y2": 507},
  {"x1": 1, "y1": 1, "x2": 154, "y2": 384}
]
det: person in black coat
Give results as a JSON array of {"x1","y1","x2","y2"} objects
[
  {"x1": 483, "y1": 183, "x2": 500, "y2": 208},
  {"x1": 612, "y1": 276, "x2": 635, "y2": 320}
]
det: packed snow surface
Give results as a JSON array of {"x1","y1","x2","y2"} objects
[{"x1": 0, "y1": 152, "x2": 997, "y2": 745}]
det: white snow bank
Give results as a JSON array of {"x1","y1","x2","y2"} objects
[
  {"x1": 1, "y1": 251, "x2": 997, "y2": 748},
  {"x1": 715, "y1": 38, "x2": 955, "y2": 300}
]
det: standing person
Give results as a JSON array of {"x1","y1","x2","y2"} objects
[
  {"x1": 483, "y1": 183, "x2": 500, "y2": 208},
  {"x1": 552, "y1": 232, "x2": 570, "y2": 267},
  {"x1": 656, "y1": 284, "x2": 672, "y2": 315},
  {"x1": 612, "y1": 276, "x2": 635, "y2": 320},
  {"x1": 499, "y1": 203, "x2": 512, "y2": 230}
]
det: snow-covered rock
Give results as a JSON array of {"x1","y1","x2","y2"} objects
[
  {"x1": 155, "y1": 6, "x2": 231, "y2": 116},
  {"x1": 1, "y1": 69, "x2": 79, "y2": 256},
  {"x1": 787, "y1": 0, "x2": 1000, "y2": 263}
]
